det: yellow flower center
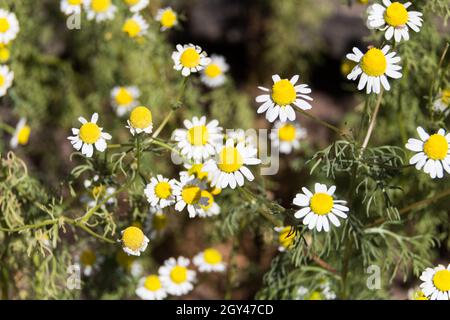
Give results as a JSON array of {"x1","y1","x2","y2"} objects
[
  {"x1": 124, "y1": 0, "x2": 139, "y2": 5},
  {"x1": 68, "y1": 0, "x2": 83, "y2": 5},
  {"x1": 341, "y1": 59, "x2": 356, "y2": 77},
  {"x1": 17, "y1": 126, "x2": 31, "y2": 145},
  {"x1": 91, "y1": 185, "x2": 105, "y2": 198},
  {"x1": 144, "y1": 275, "x2": 162, "y2": 291},
  {"x1": 423, "y1": 134, "x2": 448, "y2": 160},
  {"x1": 0, "y1": 47, "x2": 9, "y2": 63},
  {"x1": 181, "y1": 185, "x2": 201, "y2": 205},
  {"x1": 271, "y1": 79, "x2": 296, "y2": 106},
  {"x1": 278, "y1": 124, "x2": 296, "y2": 142},
  {"x1": 152, "y1": 213, "x2": 167, "y2": 231},
  {"x1": 129, "y1": 106, "x2": 152, "y2": 129},
  {"x1": 361, "y1": 48, "x2": 387, "y2": 77},
  {"x1": 123, "y1": 19, "x2": 141, "y2": 38},
  {"x1": 433, "y1": 269, "x2": 450, "y2": 292},
  {"x1": 413, "y1": 291, "x2": 428, "y2": 300},
  {"x1": 79, "y1": 122, "x2": 101, "y2": 144},
  {"x1": 122, "y1": 226, "x2": 145, "y2": 251},
  {"x1": 205, "y1": 64, "x2": 222, "y2": 78},
  {"x1": 170, "y1": 266, "x2": 188, "y2": 284},
  {"x1": 0, "y1": 18, "x2": 10, "y2": 33},
  {"x1": 278, "y1": 226, "x2": 296, "y2": 249},
  {"x1": 384, "y1": 2, "x2": 409, "y2": 27},
  {"x1": 188, "y1": 164, "x2": 209, "y2": 180},
  {"x1": 218, "y1": 147, "x2": 243, "y2": 173},
  {"x1": 308, "y1": 291, "x2": 323, "y2": 300},
  {"x1": 154, "y1": 181, "x2": 172, "y2": 199},
  {"x1": 160, "y1": 10, "x2": 177, "y2": 28},
  {"x1": 211, "y1": 187, "x2": 222, "y2": 195},
  {"x1": 180, "y1": 48, "x2": 201, "y2": 68},
  {"x1": 441, "y1": 89, "x2": 450, "y2": 105},
  {"x1": 91, "y1": 0, "x2": 111, "y2": 12},
  {"x1": 116, "y1": 250, "x2": 136, "y2": 270},
  {"x1": 203, "y1": 248, "x2": 222, "y2": 265},
  {"x1": 187, "y1": 125, "x2": 209, "y2": 146},
  {"x1": 310, "y1": 193, "x2": 334, "y2": 215},
  {"x1": 115, "y1": 87, "x2": 134, "y2": 106},
  {"x1": 199, "y1": 190, "x2": 214, "y2": 210},
  {"x1": 0, "y1": 74, "x2": 4, "y2": 86},
  {"x1": 80, "y1": 249, "x2": 96, "y2": 266}
]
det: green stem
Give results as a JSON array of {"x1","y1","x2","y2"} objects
[
  {"x1": 359, "y1": 88, "x2": 384, "y2": 156},
  {"x1": 296, "y1": 109, "x2": 350, "y2": 139},
  {"x1": 0, "y1": 122, "x2": 15, "y2": 135}
]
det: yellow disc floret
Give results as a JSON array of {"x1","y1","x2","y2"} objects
[
  {"x1": 278, "y1": 226, "x2": 296, "y2": 249},
  {"x1": 115, "y1": 87, "x2": 133, "y2": 106},
  {"x1": 68, "y1": 0, "x2": 83, "y2": 5},
  {"x1": 170, "y1": 266, "x2": 188, "y2": 284},
  {"x1": 433, "y1": 269, "x2": 450, "y2": 292},
  {"x1": 123, "y1": 19, "x2": 141, "y2": 38},
  {"x1": 144, "y1": 275, "x2": 162, "y2": 291},
  {"x1": 423, "y1": 134, "x2": 448, "y2": 160},
  {"x1": 0, "y1": 46, "x2": 10, "y2": 63},
  {"x1": 384, "y1": 2, "x2": 408, "y2": 27},
  {"x1": 188, "y1": 164, "x2": 209, "y2": 180},
  {"x1": 441, "y1": 89, "x2": 450, "y2": 105},
  {"x1": 155, "y1": 181, "x2": 172, "y2": 199},
  {"x1": 124, "y1": 0, "x2": 139, "y2": 5},
  {"x1": 91, "y1": 0, "x2": 111, "y2": 12},
  {"x1": 278, "y1": 124, "x2": 296, "y2": 142},
  {"x1": 152, "y1": 213, "x2": 167, "y2": 231},
  {"x1": 203, "y1": 248, "x2": 222, "y2": 265},
  {"x1": 308, "y1": 291, "x2": 323, "y2": 300},
  {"x1": 361, "y1": 48, "x2": 387, "y2": 77},
  {"x1": 181, "y1": 185, "x2": 201, "y2": 205},
  {"x1": 271, "y1": 79, "x2": 296, "y2": 106},
  {"x1": 310, "y1": 193, "x2": 334, "y2": 215},
  {"x1": 160, "y1": 9, "x2": 177, "y2": 28},
  {"x1": 0, "y1": 18, "x2": 10, "y2": 33},
  {"x1": 205, "y1": 64, "x2": 222, "y2": 78},
  {"x1": 80, "y1": 249, "x2": 96, "y2": 266},
  {"x1": 199, "y1": 190, "x2": 214, "y2": 210},
  {"x1": 79, "y1": 122, "x2": 101, "y2": 144},
  {"x1": 17, "y1": 125, "x2": 31, "y2": 145},
  {"x1": 180, "y1": 48, "x2": 200, "y2": 68},
  {"x1": 218, "y1": 147, "x2": 243, "y2": 173},
  {"x1": 122, "y1": 226, "x2": 145, "y2": 251},
  {"x1": 129, "y1": 106, "x2": 152, "y2": 129},
  {"x1": 187, "y1": 125, "x2": 209, "y2": 146}
]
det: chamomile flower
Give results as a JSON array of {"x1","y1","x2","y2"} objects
[
  {"x1": 155, "y1": 7, "x2": 178, "y2": 31},
  {"x1": 293, "y1": 183, "x2": 349, "y2": 232},
  {"x1": 136, "y1": 275, "x2": 167, "y2": 300},
  {"x1": 270, "y1": 121, "x2": 307, "y2": 154},
  {"x1": 419, "y1": 264, "x2": 450, "y2": 300},
  {"x1": 126, "y1": 106, "x2": 153, "y2": 135},
  {"x1": 116, "y1": 250, "x2": 143, "y2": 277},
  {"x1": 123, "y1": 0, "x2": 149, "y2": 13},
  {"x1": 0, "y1": 44, "x2": 10, "y2": 63},
  {"x1": 172, "y1": 44, "x2": 211, "y2": 77},
  {"x1": 405, "y1": 127, "x2": 450, "y2": 179},
  {"x1": 84, "y1": 0, "x2": 117, "y2": 22},
  {"x1": 147, "y1": 207, "x2": 168, "y2": 239},
  {"x1": 226, "y1": 128, "x2": 257, "y2": 148},
  {"x1": 83, "y1": 176, "x2": 116, "y2": 208},
  {"x1": 197, "y1": 190, "x2": 221, "y2": 218},
  {"x1": 0, "y1": 9, "x2": 19, "y2": 45},
  {"x1": 172, "y1": 116, "x2": 223, "y2": 161},
  {"x1": 0, "y1": 64, "x2": 14, "y2": 97},
  {"x1": 409, "y1": 289, "x2": 429, "y2": 300},
  {"x1": 144, "y1": 175, "x2": 177, "y2": 208},
  {"x1": 203, "y1": 139, "x2": 261, "y2": 189},
  {"x1": 367, "y1": 1, "x2": 423, "y2": 43},
  {"x1": 193, "y1": 248, "x2": 226, "y2": 273},
  {"x1": 159, "y1": 256, "x2": 196, "y2": 296},
  {"x1": 111, "y1": 86, "x2": 140, "y2": 116},
  {"x1": 77, "y1": 249, "x2": 99, "y2": 276},
  {"x1": 122, "y1": 14, "x2": 148, "y2": 38},
  {"x1": 200, "y1": 54, "x2": 229, "y2": 88},
  {"x1": 274, "y1": 226, "x2": 297, "y2": 252},
  {"x1": 119, "y1": 226, "x2": 149, "y2": 256},
  {"x1": 433, "y1": 89, "x2": 450, "y2": 116},
  {"x1": 296, "y1": 283, "x2": 336, "y2": 300},
  {"x1": 68, "y1": 113, "x2": 111, "y2": 158},
  {"x1": 180, "y1": 162, "x2": 222, "y2": 197},
  {"x1": 173, "y1": 174, "x2": 209, "y2": 218},
  {"x1": 60, "y1": 0, "x2": 84, "y2": 15},
  {"x1": 10, "y1": 118, "x2": 31, "y2": 148},
  {"x1": 256, "y1": 75, "x2": 313, "y2": 122},
  {"x1": 346, "y1": 45, "x2": 402, "y2": 94}
]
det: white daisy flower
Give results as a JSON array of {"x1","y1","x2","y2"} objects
[
  {"x1": 346, "y1": 45, "x2": 402, "y2": 94},
  {"x1": 172, "y1": 44, "x2": 211, "y2": 77},
  {"x1": 433, "y1": 89, "x2": 450, "y2": 116},
  {"x1": 197, "y1": 189, "x2": 220, "y2": 218},
  {"x1": 76, "y1": 248, "x2": 100, "y2": 276},
  {"x1": 193, "y1": 248, "x2": 226, "y2": 273},
  {"x1": 144, "y1": 175, "x2": 177, "y2": 208},
  {"x1": 420, "y1": 264, "x2": 450, "y2": 300},
  {"x1": 60, "y1": 0, "x2": 84, "y2": 15},
  {"x1": 10, "y1": 118, "x2": 31, "y2": 148},
  {"x1": 296, "y1": 282, "x2": 336, "y2": 300},
  {"x1": 367, "y1": 1, "x2": 423, "y2": 43},
  {"x1": 122, "y1": 14, "x2": 149, "y2": 38},
  {"x1": 159, "y1": 256, "x2": 196, "y2": 296},
  {"x1": 82, "y1": 176, "x2": 116, "y2": 208},
  {"x1": 172, "y1": 116, "x2": 223, "y2": 161},
  {"x1": 84, "y1": 0, "x2": 116, "y2": 22},
  {"x1": 126, "y1": 106, "x2": 153, "y2": 136},
  {"x1": 123, "y1": 0, "x2": 149, "y2": 13},
  {"x1": 147, "y1": 207, "x2": 168, "y2": 239},
  {"x1": 155, "y1": 7, "x2": 178, "y2": 31},
  {"x1": 203, "y1": 139, "x2": 261, "y2": 189},
  {"x1": 111, "y1": 86, "x2": 140, "y2": 116},
  {"x1": 293, "y1": 183, "x2": 349, "y2": 232},
  {"x1": 270, "y1": 121, "x2": 307, "y2": 154},
  {"x1": 274, "y1": 226, "x2": 296, "y2": 252},
  {"x1": 0, "y1": 64, "x2": 14, "y2": 97},
  {"x1": 0, "y1": 9, "x2": 19, "y2": 45},
  {"x1": 256, "y1": 74, "x2": 313, "y2": 123},
  {"x1": 405, "y1": 127, "x2": 450, "y2": 179},
  {"x1": 67, "y1": 113, "x2": 112, "y2": 158},
  {"x1": 225, "y1": 128, "x2": 257, "y2": 148},
  {"x1": 200, "y1": 54, "x2": 229, "y2": 88},
  {"x1": 136, "y1": 274, "x2": 167, "y2": 300},
  {"x1": 119, "y1": 226, "x2": 149, "y2": 256},
  {"x1": 173, "y1": 174, "x2": 209, "y2": 218}
]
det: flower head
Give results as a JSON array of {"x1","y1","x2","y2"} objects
[
  {"x1": 119, "y1": 226, "x2": 149, "y2": 256},
  {"x1": 144, "y1": 175, "x2": 177, "y2": 208},
  {"x1": 84, "y1": 0, "x2": 116, "y2": 22},
  {"x1": 60, "y1": 0, "x2": 84, "y2": 15},
  {"x1": 256, "y1": 75, "x2": 313, "y2": 122},
  {"x1": 147, "y1": 207, "x2": 169, "y2": 239},
  {"x1": 77, "y1": 248, "x2": 99, "y2": 276},
  {"x1": 270, "y1": 120, "x2": 307, "y2": 154},
  {"x1": 172, "y1": 44, "x2": 211, "y2": 77},
  {"x1": 155, "y1": 7, "x2": 178, "y2": 31},
  {"x1": 0, "y1": 64, "x2": 14, "y2": 97},
  {"x1": 126, "y1": 106, "x2": 153, "y2": 135},
  {"x1": 159, "y1": 256, "x2": 196, "y2": 296},
  {"x1": 111, "y1": 86, "x2": 140, "y2": 116},
  {"x1": 293, "y1": 183, "x2": 349, "y2": 232},
  {"x1": 420, "y1": 264, "x2": 450, "y2": 300},
  {"x1": 200, "y1": 54, "x2": 229, "y2": 88},
  {"x1": 173, "y1": 174, "x2": 209, "y2": 218},
  {"x1": 433, "y1": 89, "x2": 450, "y2": 116},
  {"x1": 136, "y1": 274, "x2": 167, "y2": 300},
  {"x1": 122, "y1": 14, "x2": 148, "y2": 38},
  {"x1": 0, "y1": 9, "x2": 19, "y2": 45},
  {"x1": 123, "y1": 0, "x2": 149, "y2": 13},
  {"x1": 193, "y1": 248, "x2": 226, "y2": 272},
  {"x1": 10, "y1": 118, "x2": 31, "y2": 148},
  {"x1": 274, "y1": 226, "x2": 297, "y2": 252}
]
